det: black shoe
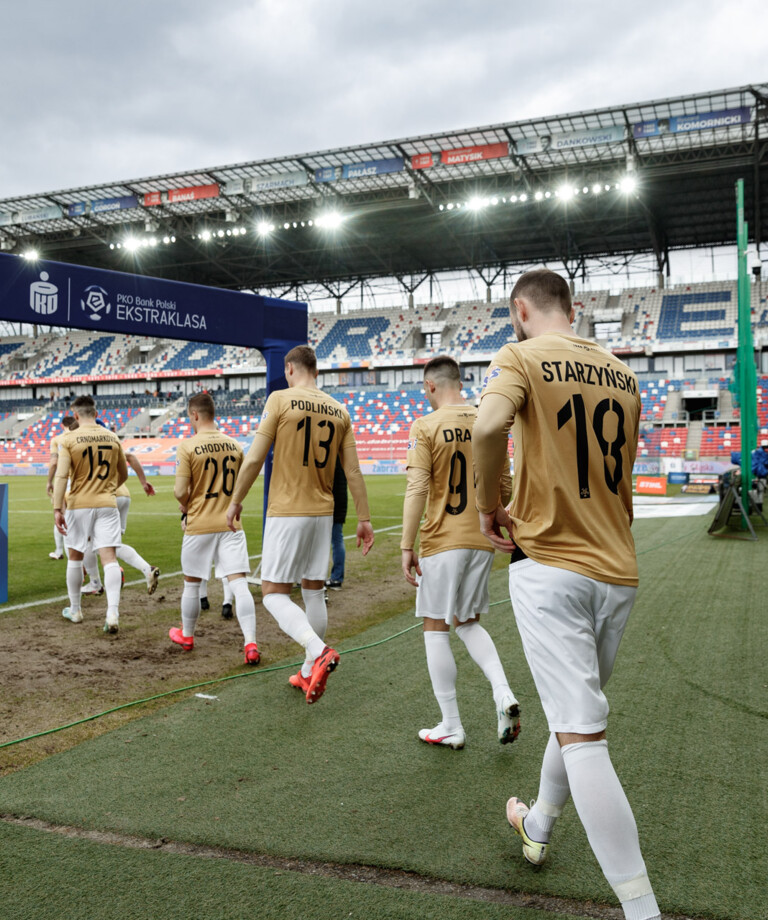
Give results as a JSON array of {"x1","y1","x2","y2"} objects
[
  {"x1": 221, "y1": 603, "x2": 233, "y2": 620},
  {"x1": 200, "y1": 596, "x2": 210, "y2": 611},
  {"x1": 325, "y1": 580, "x2": 343, "y2": 590}
]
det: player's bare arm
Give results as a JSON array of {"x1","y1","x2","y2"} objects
[
  {"x1": 226, "y1": 431, "x2": 272, "y2": 531},
  {"x1": 52, "y1": 447, "x2": 72, "y2": 535},
  {"x1": 400, "y1": 465, "x2": 429, "y2": 586},
  {"x1": 339, "y1": 442, "x2": 374, "y2": 555},
  {"x1": 127, "y1": 452, "x2": 155, "y2": 496},
  {"x1": 116, "y1": 447, "x2": 129, "y2": 488},
  {"x1": 473, "y1": 392, "x2": 517, "y2": 552}
]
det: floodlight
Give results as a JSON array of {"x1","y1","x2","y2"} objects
[
  {"x1": 200, "y1": 230, "x2": 212, "y2": 241},
  {"x1": 284, "y1": 222, "x2": 290, "y2": 229},
  {"x1": 257, "y1": 221, "x2": 273, "y2": 236},
  {"x1": 22, "y1": 248, "x2": 39, "y2": 260},
  {"x1": 467, "y1": 197, "x2": 485, "y2": 211},
  {"x1": 544, "y1": 191, "x2": 551, "y2": 199},
  {"x1": 534, "y1": 191, "x2": 544, "y2": 201},
  {"x1": 519, "y1": 193, "x2": 527, "y2": 202},
  {"x1": 592, "y1": 183, "x2": 602, "y2": 195},
  {"x1": 582, "y1": 186, "x2": 589, "y2": 194},
  {"x1": 619, "y1": 175, "x2": 637, "y2": 194},
  {"x1": 163, "y1": 236, "x2": 170, "y2": 244},
  {"x1": 446, "y1": 202, "x2": 454, "y2": 211},
  {"x1": 217, "y1": 229, "x2": 225, "y2": 237},
  {"x1": 510, "y1": 194, "x2": 518, "y2": 203},
  {"x1": 490, "y1": 197, "x2": 499, "y2": 206},
  {"x1": 316, "y1": 212, "x2": 343, "y2": 229},
  {"x1": 124, "y1": 237, "x2": 141, "y2": 252},
  {"x1": 109, "y1": 243, "x2": 115, "y2": 250}
]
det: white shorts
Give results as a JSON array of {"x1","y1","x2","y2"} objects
[
  {"x1": 415, "y1": 548, "x2": 494, "y2": 624},
  {"x1": 261, "y1": 515, "x2": 333, "y2": 583},
  {"x1": 181, "y1": 530, "x2": 250, "y2": 580},
  {"x1": 65, "y1": 507, "x2": 122, "y2": 554},
  {"x1": 117, "y1": 495, "x2": 130, "y2": 533},
  {"x1": 508, "y1": 557, "x2": 636, "y2": 734}
]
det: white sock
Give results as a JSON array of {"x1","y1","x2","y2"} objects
[
  {"x1": 66, "y1": 560, "x2": 83, "y2": 611},
  {"x1": 263, "y1": 593, "x2": 324, "y2": 661},
  {"x1": 222, "y1": 577, "x2": 234, "y2": 605},
  {"x1": 230, "y1": 577, "x2": 256, "y2": 645},
  {"x1": 454, "y1": 621, "x2": 512, "y2": 705},
  {"x1": 103, "y1": 562, "x2": 122, "y2": 619},
  {"x1": 300, "y1": 587, "x2": 327, "y2": 675},
  {"x1": 423, "y1": 631, "x2": 461, "y2": 732},
  {"x1": 561, "y1": 741, "x2": 659, "y2": 920},
  {"x1": 525, "y1": 733, "x2": 570, "y2": 843},
  {"x1": 53, "y1": 524, "x2": 64, "y2": 554},
  {"x1": 83, "y1": 548, "x2": 102, "y2": 589},
  {"x1": 117, "y1": 542, "x2": 150, "y2": 577},
  {"x1": 181, "y1": 581, "x2": 201, "y2": 636},
  {"x1": 199, "y1": 578, "x2": 208, "y2": 600}
]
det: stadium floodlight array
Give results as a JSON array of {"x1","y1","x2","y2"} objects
[{"x1": 438, "y1": 175, "x2": 636, "y2": 212}]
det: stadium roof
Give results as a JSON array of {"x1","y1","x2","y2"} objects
[{"x1": 1, "y1": 82, "x2": 766, "y2": 297}]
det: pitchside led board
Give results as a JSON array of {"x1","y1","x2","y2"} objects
[{"x1": 0, "y1": 252, "x2": 308, "y2": 601}]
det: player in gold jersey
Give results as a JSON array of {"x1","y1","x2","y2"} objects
[
  {"x1": 401, "y1": 356, "x2": 520, "y2": 750},
  {"x1": 47, "y1": 415, "x2": 77, "y2": 559},
  {"x1": 171, "y1": 393, "x2": 259, "y2": 665},
  {"x1": 473, "y1": 270, "x2": 660, "y2": 920},
  {"x1": 112, "y1": 452, "x2": 160, "y2": 595},
  {"x1": 226, "y1": 345, "x2": 374, "y2": 704},
  {"x1": 53, "y1": 396, "x2": 128, "y2": 633}
]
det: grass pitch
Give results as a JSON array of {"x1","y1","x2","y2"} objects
[{"x1": 0, "y1": 475, "x2": 766, "y2": 920}]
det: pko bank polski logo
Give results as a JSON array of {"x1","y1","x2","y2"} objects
[
  {"x1": 29, "y1": 271, "x2": 59, "y2": 316},
  {"x1": 81, "y1": 284, "x2": 111, "y2": 321}
]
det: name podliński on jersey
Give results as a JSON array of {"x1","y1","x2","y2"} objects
[
  {"x1": 540, "y1": 360, "x2": 637, "y2": 393},
  {"x1": 289, "y1": 398, "x2": 346, "y2": 419}
]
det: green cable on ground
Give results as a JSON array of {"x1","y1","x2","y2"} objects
[{"x1": 0, "y1": 528, "x2": 704, "y2": 753}]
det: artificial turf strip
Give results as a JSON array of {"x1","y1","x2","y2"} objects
[
  {"x1": 0, "y1": 820, "x2": 582, "y2": 920},
  {"x1": 0, "y1": 515, "x2": 764, "y2": 920}
]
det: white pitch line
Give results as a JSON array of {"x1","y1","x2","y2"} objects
[{"x1": 0, "y1": 524, "x2": 403, "y2": 613}]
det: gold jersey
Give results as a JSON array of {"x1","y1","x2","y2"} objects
[
  {"x1": 255, "y1": 385, "x2": 356, "y2": 517},
  {"x1": 56, "y1": 426, "x2": 126, "y2": 509},
  {"x1": 175, "y1": 429, "x2": 244, "y2": 535},
  {"x1": 406, "y1": 405, "x2": 492, "y2": 557},
  {"x1": 116, "y1": 482, "x2": 131, "y2": 498},
  {"x1": 480, "y1": 333, "x2": 641, "y2": 586}
]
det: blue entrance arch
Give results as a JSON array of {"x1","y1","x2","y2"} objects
[{"x1": 0, "y1": 252, "x2": 308, "y2": 602}]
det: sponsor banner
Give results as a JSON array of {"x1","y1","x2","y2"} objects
[
  {"x1": 636, "y1": 476, "x2": 667, "y2": 495},
  {"x1": 0, "y1": 251, "x2": 307, "y2": 350},
  {"x1": 314, "y1": 166, "x2": 341, "y2": 183},
  {"x1": 16, "y1": 205, "x2": 63, "y2": 224},
  {"x1": 411, "y1": 153, "x2": 434, "y2": 170},
  {"x1": 683, "y1": 460, "x2": 731, "y2": 474},
  {"x1": 68, "y1": 202, "x2": 88, "y2": 217},
  {"x1": 682, "y1": 482, "x2": 716, "y2": 494},
  {"x1": 667, "y1": 471, "x2": 690, "y2": 484},
  {"x1": 0, "y1": 367, "x2": 225, "y2": 386},
  {"x1": 143, "y1": 191, "x2": 163, "y2": 207},
  {"x1": 92, "y1": 195, "x2": 139, "y2": 214},
  {"x1": 223, "y1": 177, "x2": 246, "y2": 196},
  {"x1": 633, "y1": 106, "x2": 751, "y2": 138},
  {"x1": 341, "y1": 157, "x2": 404, "y2": 179},
  {"x1": 440, "y1": 142, "x2": 508, "y2": 165},
  {"x1": 167, "y1": 183, "x2": 219, "y2": 203},
  {"x1": 633, "y1": 460, "x2": 661, "y2": 475},
  {"x1": 517, "y1": 125, "x2": 624, "y2": 155},
  {"x1": 249, "y1": 169, "x2": 308, "y2": 193}
]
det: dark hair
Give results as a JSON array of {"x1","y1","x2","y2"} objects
[
  {"x1": 71, "y1": 395, "x2": 96, "y2": 417},
  {"x1": 284, "y1": 345, "x2": 317, "y2": 373},
  {"x1": 423, "y1": 355, "x2": 461, "y2": 385},
  {"x1": 61, "y1": 415, "x2": 77, "y2": 429},
  {"x1": 511, "y1": 269, "x2": 571, "y2": 316},
  {"x1": 188, "y1": 392, "x2": 215, "y2": 417}
]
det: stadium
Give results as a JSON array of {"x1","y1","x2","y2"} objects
[{"x1": 0, "y1": 83, "x2": 766, "y2": 920}]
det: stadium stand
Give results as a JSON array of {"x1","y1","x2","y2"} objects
[{"x1": 1, "y1": 280, "x2": 766, "y2": 466}]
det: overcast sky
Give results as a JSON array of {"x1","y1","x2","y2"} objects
[{"x1": 1, "y1": 0, "x2": 765, "y2": 200}]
